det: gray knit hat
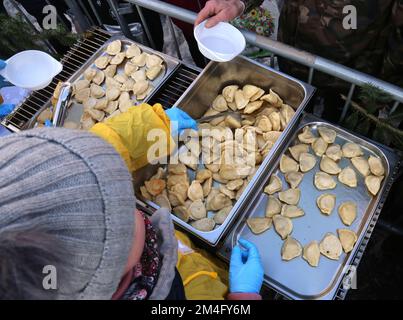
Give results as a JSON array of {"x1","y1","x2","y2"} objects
[{"x1": 0, "y1": 128, "x2": 136, "y2": 299}]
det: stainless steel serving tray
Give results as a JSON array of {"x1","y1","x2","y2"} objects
[
  {"x1": 217, "y1": 113, "x2": 401, "y2": 299},
  {"x1": 135, "y1": 56, "x2": 315, "y2": 247},
  {"x1": 27, "y1": 35, "x2": 180, "y2": 128}
]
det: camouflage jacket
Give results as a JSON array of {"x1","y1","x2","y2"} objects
[{"x1": 278, "y1": 0, "x2": 403, "y2": 88}]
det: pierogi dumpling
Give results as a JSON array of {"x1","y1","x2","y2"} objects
[
  {"x1": 314, "y1": 172, "x2": 337, "y2": 190},
  {"x1": 206, "y1": 191, "x2": 232, "y2": 211},
  {"x1": 365, "y1": 175, "x2": 383, "y2": 196},
  {"x1": 213, "y1": 206, "x2": 232, "y2": 224},
  {"x1": 281, "y1": 205, "x2": 304, "y2": 218},
  {"x1": 299, "y1": 152, "x2": 317, "y2": 173},
  {"x1": 131, "y1": 69, "x2": 146, "y2": 82},
  {"x1": 298, "y1": 126, "x2": 316, "y2": 144},
  {"x1": 222, "y1": 85, "x2": 238, "y2": 103},
  {"x1": 338, "y1": 201, "x2": 357, "y2": 226},
  {"x1": 212, "y1": 94, "x2": 228, "y2": 112},
  {"x1": 110, "y1": 52, "x2": 126, "y2": 65},
  {"x1": 273, "y1": 215, "x2": 293, "y2": 239},
  {"x1": 234, "y1": 89, "x2": 249, "y2": 110},
  {"x1": 191, "y1": 217, "x2": 215, "y2": 232},
  {"x1": 105, "y1": 64, "x2": 118, "y2": 78},
  {"x1": 316, "y1": 193, "x2": 336, "y2": 215},
  {"x1": 226, "y1": 179, "x2": 244, "y2": 191},
  {"x1": 325, "y1": 144, "x2": 342, "y2": 162},
  {"x1": 173, "y1": 206, "x2": 190, "y2": 222},
  {"x1": 318, "y1": 127, "x2": 337, "y2": 144},
  {"x1": 189, "y1": 199, "x2": 207, "y2": 220},
  {"x1": 303, "y1": 241, "x2": 320, "y2": 267},
  {"x1": 106, "y1": 40, "x2": 121, "y2": 55},
  {"x1": 144, "y1": 179, "x2": 166, "y2": 196},
  {"x1": 312, "y1": 137, "x2": 328, "y2": 157},
  {"x1": 368, "y1": 155, "x2": 385, "y2": 176},
  {"x1": 281, "y1": 237, "x2": 302, "y2": 261},
  {"x1": 146, "y1": 65, "x2": 162, "y2": 80},
  {"x1": 260, "y1": 89, "x2": 283, "y2": 107},
  {"x1": 337, "y1": 229, "x2": 358, "y2": 253},
  {"x1": 285, "y1": 171, "x2": 304, "y2": 189},
  {"x1": 319, "y1": 233, "x2": 342, "y2": 260},
  {"x1": 242, "y1": 84, "x2": 262, "y2": 100},
  {"x1": 94, "y1": 55, "x2": 111, "y2": 69},
  {"x1": 154, "y1": 193, "x2": 171, "y2": 210},
  {"x1": 133, "y1": 80, "x2": 149, "y2": 96},
  {"x1": 126, "y1": 43, "x2": 141, "y2": 58},
  {"x1": 289, "y1": 144, "x2": 310, "y2": 161},
  {"x1": 106, "y1": 87, "x2": 120, "y2": 101},
  {"x1": 342, "y1": 142, "x2": 363, "y2": 158},
  {"x1": 90, "y1": 84, "x2": 105, "y2": 99},
  {"x1": 268, "y1": 112, "x2": 281, "y2": 131},
  {"x1": 279, "y1": 154, "x2": 299, "y2": 173},
  {"x1": 146, "y1": 54, "x2": 163, "y2": 68},
  {"x1": 264, "y1": 175, "x2": 282, "y2": 195},
  {"x1": 131, "y1": 52, "x2": 147, "y2": 67},
  {"x1": 278, "y1": 188, "x2": 301, "y2": 205},
  {"x1": 93, "y1": 70, "x2": 105, "y2": 85},
  {"x1": 338, "y1": 166, "x2": 357, "y2": 187},
  {"x1": 202, "y1": 177, "x2": 213, "y2": 198},
  {"x1": 244, "y1": 101, "x2": 264, "y2": 114},
  {"x1": 265, "y1": 196, "x2": 282, "y2": 217},
  {"x1": 247, "y1": 217, "x2": 272, "y2": 234},
  {"x1": 124, "y1": 61, "x2": 138, "y2": 77},
  {"x1": 351, "y1": 156, "x2": 370, "y2": 176},
  {"x1": 187, "y1": 181, "x2": 204, "y2": 202},
  {"x1": 114, "y1": 73, "x2": 128, "y2": 84},
  {"x1": 168, "y1": 163, "x2": 187, "y2": 175},
  {"x1": 84, "y1": 68, "x2": 97, "y2": 81},
  {"x1": 320, "y1": 156, "x2": 341, "y2": 175}
]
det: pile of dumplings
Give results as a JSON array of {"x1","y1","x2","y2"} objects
[
  {"x1": 247, "y1": 125, "x2": 385, "y2": 267},
  {"x1": 71, "y1": 40, "x2": 164, "y2": 130},
  {"x1": 140, "y1": 84, "x2": 295, "y2": 232}
]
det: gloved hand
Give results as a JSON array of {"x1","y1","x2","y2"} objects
[
  {"x1": 0, "y1": 59, "x2": 15, "y2": 118},
  {"x1": 229, "y1": 238, "x2": 264, "y2": 294},
  {"x1": 0, "y1": 103, "x2": 15, "y2": 117},
  {"x1": 165, "y1": 108, "x2": 197, "y2": 136}
]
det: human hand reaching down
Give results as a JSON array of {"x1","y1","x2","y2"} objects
[
  {"x1": 195, "y1": 0, "x2": 245, "y2": 28},
  {"x1": 229, "y1": 238, "x2": 264, "y2": 294}
]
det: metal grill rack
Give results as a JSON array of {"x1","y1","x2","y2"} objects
[
  {"x1": 147, "y1": 64, "x2": 201, "y2": 108},
  {"x1": 1, "y1": 27, "x2": 112, "y2": 132}
]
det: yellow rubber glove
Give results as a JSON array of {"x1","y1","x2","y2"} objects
[{"x1": 90, "y1": 103, "x2": 175, "y2": 172}]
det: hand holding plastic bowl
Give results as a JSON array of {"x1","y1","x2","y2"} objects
[
  {"x1": 194, "y1": 21, "x2": 246, "y2": 62},
  {"x1": 0, "y1": 50, "x2": 62, "y2": 91}
]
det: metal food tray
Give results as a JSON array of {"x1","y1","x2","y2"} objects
[
  {"x1": 218, "y1": 113, "x2": 400, "y2": 299},
  {"x1": 27, "y1": 35, "x2": 180, "y2": 128},
  {"x1": 135, "y1": 56, "x2": 315, "y2": 246}
]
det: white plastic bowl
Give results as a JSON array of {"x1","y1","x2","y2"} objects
[
  {"x1": 194, "y1": 21, "x2": 246, "y2": 62},
  {"x1": 0, "y1": 50, "x2": 62, "y2": 91}
]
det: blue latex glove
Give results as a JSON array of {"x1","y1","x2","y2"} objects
[
  {"x1": 165, "y1": 108, "x2": 197, "y2": 136},
  {"x1": 0, "y1": 59, "x2": 12, "y2": 89},
  {"x1": 229, "y1": 238, "x2": 264, "y2": 294},
  {"x1": 0, "y1": 103, "x2": 15, "y2": 117}
]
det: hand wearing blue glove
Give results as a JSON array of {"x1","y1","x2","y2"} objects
[
  {"x1": 165, "y1": 108, "x2": 197, "y2": 136},
  {"x1": 0, "y1": 59, "x2": 15, "y2": 118},
  {"x1": 229, "y1": 238, "x2": 264, "y2": 294}
]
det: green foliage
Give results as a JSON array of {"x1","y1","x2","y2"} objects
[
  {"x1": 0, "y1": 13, "x2": 77, "y2": 59},
  {"x1": 343, "y1": 84, "x2": 403, "y2": 150}
]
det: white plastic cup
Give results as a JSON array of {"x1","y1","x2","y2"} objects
[
  {"x1": 194, "y1": 21, "x2": 246, "y2": 62},
  {"x1": 0, "y1": 50, "x2": 63, "y2": 91}
]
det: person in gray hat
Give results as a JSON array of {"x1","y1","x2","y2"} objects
[{"x1": 0, "y1": 128, "x2": 264, "y2": 300}]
